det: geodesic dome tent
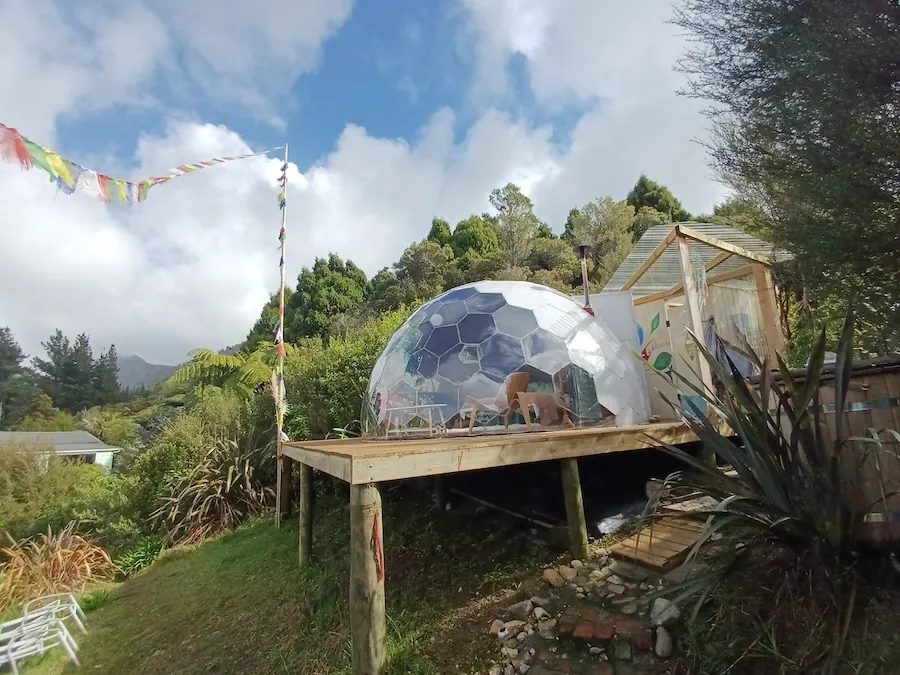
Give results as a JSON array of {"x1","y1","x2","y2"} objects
[{"x1": 362, "y1": 280, "x2": 650, "y2": 438}]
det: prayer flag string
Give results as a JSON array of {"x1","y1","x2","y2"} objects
[{"x1": 0, "y1": 122, "x2": 283, "y2": 204}]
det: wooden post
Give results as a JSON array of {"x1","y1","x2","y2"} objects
[
  {"x1": 277, "y1": 451, "x2": 294, "y2": 520},
  {"x1": 349, "y1": 483, "x2": 387, "y2": 675},
  {"x1": 752, "y1": 263, "x2": 786, "y2": 364},
  {"x1": 434, "y1": 476, "x2": 446, "y2": 511},
  {"x1": 560, "y1": 458, "x2": 589, "y2": 560},
  {"x1": 298, "y1": 462, "x2": 313, "y2": 565},
  {"x1": 676, "y1": 231, "x2": 717, "y2": 466}
]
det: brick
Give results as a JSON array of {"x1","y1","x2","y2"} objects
[
  {"x1": 573, "y1": 620, "x2": 595, "y2": 640},
  {"x1": 558, "y1": 614, "x2": 579, "y2": 635},
  {"x1": 579, "y1": 609, "x2": 600, "y2": 624},
  {"x1": 592, "y1": 617, "x2": 614, "y2": 641},
  {"x1": 613, "y1": 618, "x2": 642, "y2": 635}
]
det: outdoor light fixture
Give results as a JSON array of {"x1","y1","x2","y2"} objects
[{"x1": 575, "y1": 244, "x2": 593, "y2": 315}]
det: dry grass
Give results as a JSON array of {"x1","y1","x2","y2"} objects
[{"x1": 0, "y1": 521, "x2": 118, "y2": 610}]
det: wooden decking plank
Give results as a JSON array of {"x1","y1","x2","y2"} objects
[{"x1": 609, "y1": 519, "x2": 705, "y2": 570}]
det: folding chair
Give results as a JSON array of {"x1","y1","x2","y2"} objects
[
  {"x1": 0, "y1": 612, "x2": 80, "y2": 673},
  {"x1": 24, "y1": 593, "x2": 87, "y2": 634}
]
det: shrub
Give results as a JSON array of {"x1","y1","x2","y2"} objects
[
  {"x1": 128, "y1": 387, "x2": 254, "y2": 519},
  {"x1": 0, "y1": 445, "x2": 138, "y2": 553},
  {"x1": 0, "y1": 522, "x2": 118, "y2": 610},
  {"x1": 284, "y1": 308, "x2": 408, "y2": 438},
  {"x1": 114, "y1": 535, "x2": 163, "y2": 577},
  {"x1": 150, "y1": 439, "x2": 275, "y2": 545},
  {"x1": 651, "y1": 307, "x2": 894, "y2": 670}
]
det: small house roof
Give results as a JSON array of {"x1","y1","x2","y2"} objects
[
  {"x1": 0, "y1": 430, "x2": 121, "y2": 455},
  {"x1": 603, "y1": 222, "x2": 791, "y2": 297}
]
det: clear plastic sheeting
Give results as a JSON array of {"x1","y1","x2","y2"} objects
[{"x1": 362, "y1": 281, "x2": 651, "y2": 438}]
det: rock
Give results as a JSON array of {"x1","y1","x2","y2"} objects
[
  {"x1": 517, "y1": 631, "x2": 528, "y2": 641},
  {"x1": 588, "y1": 569, "x2": 605, "y2": 581},
  {"x1": 606, "y1": 574, "x2": 624, "y2": 586},
  {"x1": 489, "y1": 666, "x2": 502, "y2": 675},
  {"x1": 620, "y1": 601, "x2": 638, "y2": 615},
  {"x1": 537, "y1": 618, "x2": 556, "y2": 632},
  {"x1": 501, "y1": 646, "x2": 519, "y2": 659},
  {"x1": 575, "y1": 592, "x2": 585, "y2": 599},
  {"x1": 504, "y1": 665, "x2": 515, "y2": 675},
  {"x1": 587, "y1": 562, "x2": 600, "y2": 571},
  {"x1": 504, "y1": 620, "x2": 527, "y2": 632},
  {"x1": 650, "y1": 598, "x2": 681, "y2": 627},
  {"x1": 524, "y1": 623, "x2": 533, "y2": 633},
  {"x1": 559, "y1": 565, "x2": 578, "y2": 582},
  {"x1": 571, "y1": 559, "x2": 584, "y2": 569},
  {"x1": 614, "y1": 641, "x2": 633, "y2": 661},
  {"x1": 655, "y1": 626, "x2": 674, "y2": 658},
  {"x1": 543, "y1": 568, "x2": 566, "y2": 588},
  {"x1": 589, "y1": 647, "x2": 603, "y2": 655},
  {"x1": 607, "y1": 583, "x2": 625, "y2": 595},
  {"x1": 490, "y1": 619, "x2": 505, "y2": 634},
  {"x1": 533, "y1": 607, "x2": 549, "y2": 621},
  {"x1": 575, "y1": 586, "x2": 585, "y2": 594},
  {"x1": 608, "y1": 559, "x2": 652, "y2": 582},
  {"x1": 530, "y1": 596, "x2": 550, "y2": 607},
  {"x1": 518, "y1": 663, "x2": 530, "y2": 674},
  {"x1": 664, "y1": 561, "x2": 708, "y2": 584},
  {"x1": 506, "y1": 600, "x2": 534, "y2": 621}
]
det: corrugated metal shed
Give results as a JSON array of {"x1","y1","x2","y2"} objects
[
  {"x1": 0, "y1": 430, "x2": 120, "y2": 454},
  {"x1": 603, "y1": 222, "x2": 790, "y2": 297}
]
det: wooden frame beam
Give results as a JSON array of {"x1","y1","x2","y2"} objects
[
  {"x1": 621, "y1": 228, "x2": 678, "y2": 290},
  {"x1": 282, "y1": 421, "x2": 712, "y2": 484},
  {"x1": 675, "y1": 225, "x2": 773, "y2": 266},
  {"x1": 634, "y1": 263, "x2": 755, "y2": 306},
  {"x1": 561, "y1": 458, "x2": 589, "y2": 559},
  {"x1": 298, "y1": 462, "x2": 313, "y2": 565},
  {"x1": 752, "y1": 263, "x2": 787, "y2": 362}
]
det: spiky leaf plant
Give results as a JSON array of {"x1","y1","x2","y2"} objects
[
  {"x1": 150, "y1": 438, "x2": 276, "y2": 545},
  {"x1": 0, "y1": 522, "x2": 117, "y2": 610},
  {"x1": 646, "y1": 307, "x2": 899, "y2": 671}
]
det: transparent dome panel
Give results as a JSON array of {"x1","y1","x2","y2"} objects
[{"x1": 362, "y1": 280, "x2": 650, "y2": 438}]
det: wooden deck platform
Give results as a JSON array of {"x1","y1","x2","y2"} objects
[{"x1": 281, "y1": 419, "x2": 705, "y2": 484}]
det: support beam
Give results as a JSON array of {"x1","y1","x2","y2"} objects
[
  {"x1": 676, "y1": 233, "x2": 717, "y2": 466},
  {"x1": 349, "y1": 483, "x2": 387, "y2": 675},
  {"x1": 632, "y1": 252, "x2": 737, "y2": 306},
  {"x1": 560, "y1": 458, "x2": 589, "y2": 560},
  {"x1": 676, "y1": 225, "x2": 773, "y2": 266},
  {"x1": 434, "y1": 476, "x2": 447, "y2": 511},
  {"x1": 752, "y1": 263, "x2": 786, "y2": 364},
  {"x1": 298, "y1": 462, "x2": 313, "y2": 565}
]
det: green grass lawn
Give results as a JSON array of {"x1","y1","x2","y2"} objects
[{"x1": 19, "y1": 482, "x2": 555, "y2": 675}]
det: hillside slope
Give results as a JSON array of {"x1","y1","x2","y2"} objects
[{"x1": 116, "y1": 355, "x2": 178, "y2": 389}]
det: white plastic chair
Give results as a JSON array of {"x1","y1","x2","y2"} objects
[
  {"x1": 24, "y1": 593, "x2": 87, "y2": 634},
  {"x1": 0, "y1": 612, "x2": 80, "y2": 673}
]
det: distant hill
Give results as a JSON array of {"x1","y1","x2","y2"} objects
[{"x1": 117, "y1": 355, "x2": 178, "y2": 390}]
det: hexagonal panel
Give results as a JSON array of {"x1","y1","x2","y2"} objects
[
  {"x1": 523, "y1": 330, "x2": 570, "y2": 375},
  {"x1": 431, "y1": 300, "x2": 468, "y2": 326},
  {"x1": 493, "y1": 304, "x2": 539, "y2": 338},
  {"x1": 440, "y1": 286, "x2": 478, "y2": 303},
  {"x1": 479, "y1": 333, "x2": 525, "y2": 379},
  {"x1": 465, "y1": 292, "x2": 506, "y2": 314},
  {"x1": 406, "y1": 349, "x2": 439, "y2": 380},
  {"x1": 458, "y1": 313, "x2": 496, "y2": 344},
  {"x1": 457, "y1": 370, "x2": 504, "y2": 405},
  {"x1": 412, "y1": 320, "x2": 434, "y2": 350},
  {"x1": 438, "y1": 345, "x2": 481, "y2": 385},
  {"x1": 425, "y1": 325, "x2": 460, "y2": 356}
]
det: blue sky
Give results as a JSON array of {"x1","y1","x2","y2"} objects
[{"x1": 1, "y1": 0, "x2": 726, "y2": 364}]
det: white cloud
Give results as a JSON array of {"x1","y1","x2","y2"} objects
[{"x1": 0, "y1": 0, "x2": 727, "y2": 366}]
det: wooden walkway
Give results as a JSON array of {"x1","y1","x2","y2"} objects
[{"x1": 608, "y1": 517, "x2": 706, "y2": 570}]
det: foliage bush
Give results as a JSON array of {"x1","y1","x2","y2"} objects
[
  {"x1": 128, "y1": 386, "x2": 254, "y2": 519},
  {"x1": 150, "y1": 439, "x2": 275, "y2": 545},
  {"x1": 0, "y1": 522, "x2": 118, "y2": 610},
  {"x1": 652, "y1": 308, "x2": 894, "y2": 670},
  {"x1": 114, "y1": 535, "x2": 163, "y2": 577},
  {"x1": 284, "y1": 307, "x2": 409, "y2": 438},
  {"x1": 0, "y1": 444, "x2": 139, "y2": 554}
]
